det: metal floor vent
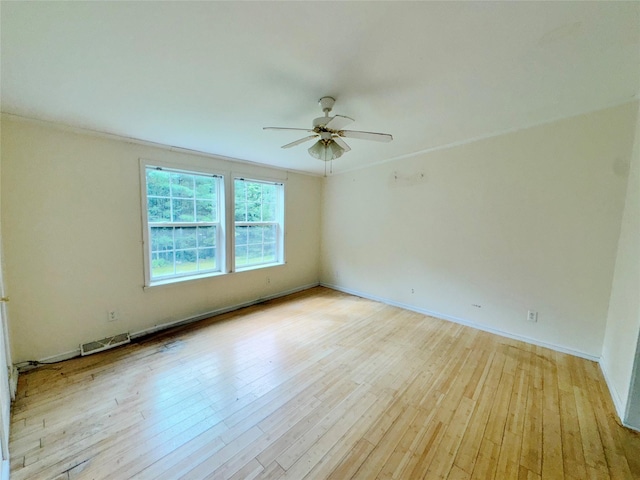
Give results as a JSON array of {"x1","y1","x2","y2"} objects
[{"x1": 80, "y1": 332, "x2": 131, "y2": 356}]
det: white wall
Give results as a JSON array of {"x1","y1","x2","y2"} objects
[
  {"x1": 601, "y1": 101, "x2": 640, "y2": 427},
  {"x1": 1, "y1": 115, "x2": 322, "y2": 363},
  {"x1": 321, "y1": 102, "x2": 638, "y2": 359}
]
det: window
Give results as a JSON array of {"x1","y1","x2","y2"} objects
[
  {"x1": 141, "y1": 160, "x2": 285, "y2": 286},
  {"x1": 143, "y1": 165, "x2": 223, "y2": 284},
  {"x1": 234, "y1": 178, "x2": 284, "y2": 269}
]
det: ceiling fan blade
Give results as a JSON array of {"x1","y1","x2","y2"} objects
[
  {"x1": 263, "y1": 127, "x2": 314, "y2": 132},
  {"x1": 281, "y1": 135, "x2": 318, "y2": 149},
  {"x1": 332, "y1": 136, "x2": 351, "y2": 152},
  {"x1": 340, "y1": 130, "x2": 393, "y2": 143},
  {"x1": 324, "y1": 115, "x2": 354, "y2": 131}
]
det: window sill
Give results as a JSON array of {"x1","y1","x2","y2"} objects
[
  {"x1": 235, "y1": 261, "x2": 285, "y2": 273},
  {"x1": 143, "y1": 262, "x2": 285, "y2": 290},
  {"x1": 144, "y1": 270, "x2": 225, "y2": 290}
]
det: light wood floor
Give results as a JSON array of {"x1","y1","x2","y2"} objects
[{"x1": 9, "y1": 287, "x2": 640, "y2": 479}]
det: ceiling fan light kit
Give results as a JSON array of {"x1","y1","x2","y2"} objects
[
  {"x1": 264, "y1": 96, "x2": 393, "y2": 164},
  {"x1": 308, "y1": 138, "x2": 344, "y2": 162}
]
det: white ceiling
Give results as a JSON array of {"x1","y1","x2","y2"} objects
[{"x1": 2, "y1": 1, "x2": 639, "y2": 175}]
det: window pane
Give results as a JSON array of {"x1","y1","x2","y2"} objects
[
  {"x1": 175, "y1": 227, "x2": 197, "y2": 249},
  {"x1": 150, "y1": 227, "x2": 174, "y2": 252},
  {"x1": 248, "y1": 244, "x2": 263, "y2": 261},
  {"x1": 263, "y1": 225, "x2": 276, "y2": 242},
  {"x1": 235, "y1": 245, "x2": 248, "y2": 266},
  {"x1": 234, "y1": 225, "x2": 278, "y2": 267},
  {"x1": 171, "y1": 173, "x2": 194, "y2": 198},
  {"x1": 198, "y1": 226, "x2": 215, "y2": 247},
  {"x1": 247, "y1": 202, "x2": 261, "y2": 221},
  {"x1": 248, "y1": 225, "x2": 264, "y2": 244},
  {"x1": 234, "y1": 201, "x2": 247, "y2": 222},
  {"x1": 175, "y1": 249, "x2": 198, "y2": 273},
  {"x1": 148, "y1": 197, "x2": 171, "y2": 222},
  {"x1": 262, "y1": 202, "x2": 276, "y2": 221},
  {"x1": 246, "y1": 182, "x2": 261, "y2": 202},
  {"x1": 262, "y1": 184, "x2": 276, "y2": 202},
  {"x1": 195, "y1": 176, "x2": 216, "y2": 199},
  {"x1": 234, "y1": 179, "x2": 246, "y2": 201},
  {"x1": 234, "y1": 179, "x2": 247, "y2": 222},
  {"x1": 172, "y1": 198, "x2": 194, "y2": 222},
  {"x1": 263, "y1": 243, "x2": 276, "y2": 261},
  {"x1": 235, "y1": 226, "x2": 248, "y2": 246},
  {"x1": 196, "y1": 200, "x2": 215, "y2": 222},
  {"x1": 147, "y1": 170, "x2": 170, "y2": 196},
  {"x1": 151, "y1": 250, "x2": 174, "y2": 277},
  {"x1": 198, "y1": 248, "x2": 216, "y2": 270}
]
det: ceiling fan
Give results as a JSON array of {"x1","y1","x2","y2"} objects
[{"x1": 263, "y1": 96, "x2": 393, "y2": 162}]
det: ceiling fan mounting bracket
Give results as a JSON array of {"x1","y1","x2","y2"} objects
[{"x1": 318, "y1": 96, "x2": 335, "y2": 114}]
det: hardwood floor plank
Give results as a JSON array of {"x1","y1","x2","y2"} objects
[
  {"x1": 469, "y1": 438, "x2": 500, "y2": 480},
  {"x1": 255, "y1": 378, "x2": 359, "y2": 468},
  {"x1": 351, "y1": 404, "x2": 421, "y2": 479},
  {"x1": 519, "y1": 384, "x2": 543, "y2": 475},
  {"x1": 325, "y1": 438, "x2": 375, "y2": 480},
  {"x1": 281, "y1": 391, "x2": 379, "y2": 479},
  {"x1": 453, "y1": 348, "x2": 506, "y2": 475},
  {"x1": 495, "y1": 430, "x2": 522, "y2": 479},
  {"x1": 276, "y1": 384, "x2": 374, "y2": 471}
]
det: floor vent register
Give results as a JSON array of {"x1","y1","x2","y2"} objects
[{"x1": 80, "y1": 332, "x2": 131, "y2": 356}]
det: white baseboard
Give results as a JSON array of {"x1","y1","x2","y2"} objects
[
  {"x1": 321, "y1": 282, "x2": 599, "y2": 362},
  {"x1": 599, "y1": 355, "x2": 626, "y2": 416},
  {"x1": 19, "y1": 282, "x2": 320, "y2": 370},
  {"x1": 601, "y1": 354, "x2": 640, "y2": 433}
]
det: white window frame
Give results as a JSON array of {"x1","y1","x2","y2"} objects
[
  {"x1": 140, "y1": 159, "x2": 226, "y2": 287},
  {"x1": 232, "y1": 176, "x2": 285, "y2": 271}
]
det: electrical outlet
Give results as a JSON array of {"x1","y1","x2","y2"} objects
[
  {"x1": 527, "y1": 310, "x2": 538, "y2": 323},
  {"x1": 107, "y1": 310, "x2": 120, "y2": 322},
  {"x1": 266, "y1": 277, "x2": 271, "y2": 285}
]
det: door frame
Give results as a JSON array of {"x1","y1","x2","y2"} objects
[{"x1": 0, "y1": 236, "x2": 13, "y2": 478}]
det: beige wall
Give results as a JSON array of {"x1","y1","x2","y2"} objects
[
  {"x1": 602, "y1": 101, "x2": 640, "y2": 426},
  {"x1": 321, "y1": 102, "x2": 638, "y2": 358},
  {"x1": 1, "y1": 116, "x2": 322, "y2": 362}
]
